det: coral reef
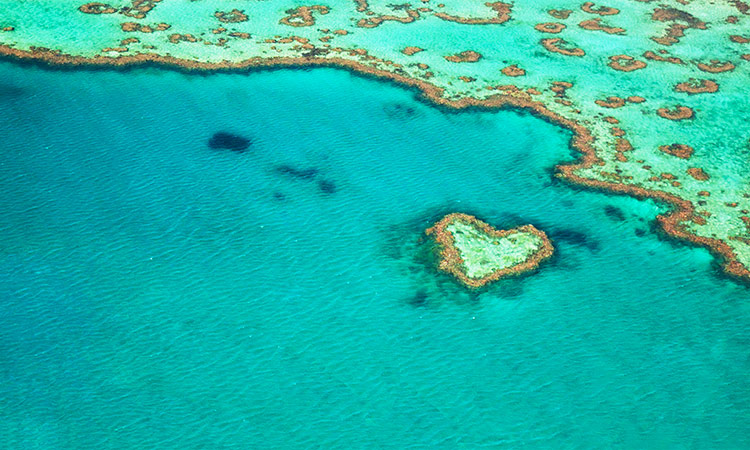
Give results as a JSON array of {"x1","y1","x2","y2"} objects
[
  {"x1": 279, "y1": 6, "x2": 328, "y2": 27},
  {"x1": 2, "y1": 0, "x2": 749, "y2": 282},
  {"x1": 445, "y1": 50, "x2": 482, "y2": 63},
  {"x1": 426, "y1": 213, "x2": 554, "y2": 288},
  {"x1": 541, "y1": 38, "x2": 585, "y2": 56}
]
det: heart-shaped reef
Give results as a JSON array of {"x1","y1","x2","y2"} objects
[{"x1": 426, "y1": 213, "x2": 554, "y2": 288}]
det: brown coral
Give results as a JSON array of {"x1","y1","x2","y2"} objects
[
  {"x1": 657, "y1": 106, "x2": 694, "y2": 120},
  {"x1": 687, "y1": 168, "x2": 710, "y2": 180},
  {"x1": 643, "y1": 50, "x2": 683, "y2": 64},
  {"x1": 214, "y1": 9, "x2": 248, "y2": 23},
  {"x1": 120, "y1": 0, "x2": 162, "y2": 19},
  {"x1": 279, "y1": 6, "x2": 328, "y2": 27},
  {"x1": 535, "y1": 22, "x2": 566, "y2": 33},
  {"x1": 608, "y1": 55, "x2": 646, "y2": 71},
  {"x1": 595, "y1": 96, "x2": 625, "y2": 108},
  {"x1": 674, "y1": 78, "x2": 719, "y2": 94},
  {"x1": 540, "y1": 38, "x2": 585, "y2": 56},
  {"x1": 425, "y1": 213, "x2": 554, "y2": 289},
  {"x1": 659, "y1": 143, "x2": 694, "y2": 159},
  {"x1": 401, "y1": 46, "x2": 424, "y2": 56},
  {"x1": 444, "y1": 50, "x2": 482, "y2": 62},
  {"x1": 501, "y1": 64, "x2": 526, "y2": 76},
  {"x1": 650, "y1": 8, "x2": 706, "y2": 46},
  {"x1": 168, "y1": 33, "x2": 198, "y2": 44},
  {"x1": 548, "y1": 9, "x2": 572, "y2": 19},
  {"x1": 78, "y1": 2, "x2": 116, "y2": 14},
  {"x1": 696, "y1": 60, "x2": 735, "y2": 73},
  {"x1": 357, "y1": 8, "x2": 419, "y2": 28},
  {"x1": 579, "y1": 18, "x2": 625, "y2": 34},
  {"x1": 581, "y1": 2, "x2": 619, "y2": 15},
  {"x1": 434, "y1": 2, "x2": 512, "y2": 24}
]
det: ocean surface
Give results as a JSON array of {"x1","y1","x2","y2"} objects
[{"x1": 0, "y1": 61, "x2": 748, "y2": 449}]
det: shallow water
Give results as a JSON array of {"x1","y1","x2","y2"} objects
[{"x1": 0, "y1": 62, "x2": 748, "y2": 448}]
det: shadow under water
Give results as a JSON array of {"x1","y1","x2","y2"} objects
[{"x1": 208, "y1": 132, "x2": 251, "y2": 152}]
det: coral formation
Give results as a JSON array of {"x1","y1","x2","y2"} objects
[
  {"x1": 434, "y1": 2, "x2": 512, "y2": 24},
  {"x1": 541, "y1": 38, "x2": 585, "y2": 56},
  {"x1": 501, "y1": 64, "x2": 525, "y2": 76},
  {"x1": 445, "y1": 50, "x2": 482, "y2": 63},
  {"x1": 674, "y1": 78, "x2": 719, "y2": 94},
  {"x1": 79, "y1": 3, "x2": 117, "y2": 14},
  {"x1": 426, "y1": 213, "x2": 554, "y2": 288},
  {"x1": 279, "y1": 6, "x2": 328, "y2": 27},
  {"x1": 548, "y1": 9, "x2": 572, "y2": 19},
  {"x1": 659, "y1": 143, "x2": 694, "y2": 159},
  {"x1": 581, "y1": 2, "x2": 619, "y2": 15},
  {"x1": 535, "y1": 23, "x2": 566, "y2": 33},
  {"x1": 401, "y1": 46, "x2": 424, "y2": 56},
  {"x1": 608, "y1": 55, "x2": 647, "y2": 71},
  {"x1": 657, "y1": 105, "x2": 695, "y2": 120},
  {"x1": 215, "y1": 9, "x2": 248, "y2": 24},
  {"x1": 579, "y1": 18, "x2": 625, "y2": 34}
]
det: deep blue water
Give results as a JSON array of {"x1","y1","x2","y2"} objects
[{"x1": 0, "y1": 62, "x2": 748, "y2": 448}]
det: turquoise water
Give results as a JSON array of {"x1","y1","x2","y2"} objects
[{"x1": 0, "y1": 61, "x2": 748, "y2": 448}]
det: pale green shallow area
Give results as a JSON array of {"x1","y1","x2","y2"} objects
[
  {"x1": 447, "y1": 221, "x2": 545, "y2": 279},
  {"x1": 0, "y1": 0, "x2": 749, "y2": 274}
]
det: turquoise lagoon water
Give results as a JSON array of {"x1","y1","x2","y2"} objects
[{"x1": 0, "y1": 61, "x2": 748, "y2": 448}]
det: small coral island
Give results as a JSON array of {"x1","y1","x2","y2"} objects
[{"x1": 426, "y1": 213, "x2": 554, "y2": 288}]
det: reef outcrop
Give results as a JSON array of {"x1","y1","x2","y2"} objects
[
  {"x1": 541, "y1": 38, "x2": 585, "y2": 56},
  {"x1": 674, "y1": 78, "x2": 719, "y2": 94},
  {"x1": 501, "y1": 64, "x2": 525, "y2": 76},
  {"x1": 659, "y1": 143, "x2": 694, "y2": 159},
  {"x1": 445, "y1": 50, "x2": 482, "y2": 63},
  {"x1": 579, "y1": 18, "x2": 625, "y2": 34},
  {"x1": 426, "y1": 213, "x2": 554, "y2": 288},
  {"x1": 279, "y1": 6, "x2": 328, "y2": 27},
  {"x1": 215, "y1": 9, "x2": 248, "y2": 24},
  {"x1": 581, "y1": 2, "x2": 619, "y2": 16},
  {"x1": 535, "y1": 22, "x2": 566, "y2": 33},
  {"x1": 657, "y1": 105, "x2": 694, "y2": 120},
  {"x1": 608, "y1": 55, "x2": 647, "y2": 71},
  {"x1": 434, "y1": 2, "x2": 512, "y2": 24}
]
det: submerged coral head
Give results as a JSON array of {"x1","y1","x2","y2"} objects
[{"x1": 208, "y1": 132, "x2": 251, "y2": 152}]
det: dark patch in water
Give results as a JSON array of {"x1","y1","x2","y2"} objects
[
  {"x1": 550, "y1": 228, "x2": 599, "y2": 252},
  {"x1": 317, "y1": 179, "x2": 337, "y2": 194},
  {"x1": 208, "y1": 132, "x2": 251, "y2": 152},
  {"x1": 604, "y1": 205, "x2": 626, "y2": 222},
  {"x1": 0, "y1": 84, "x2": 25, "y2": 100},
  {"x1": 635, "y1": 228, "x2": 646, "y2": 237},
  {"x1": 407, "y1": 290, "x2": 429, "y2": 307},
  {"x1": 383, "y1": 102, "x2": 417, "y2": 119},
  {"x1": 273, "y1": 192, "x2": 286, "y2": 201},
  {"x1": 644, "y1": 219, "x2": 740, "y2": 285},
  {"x1": 275, "y1": 165, "x2": 319, "y2": 180},
  {"x1": 493, "y1": 212, "x2": 529, "y2": 229}
]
